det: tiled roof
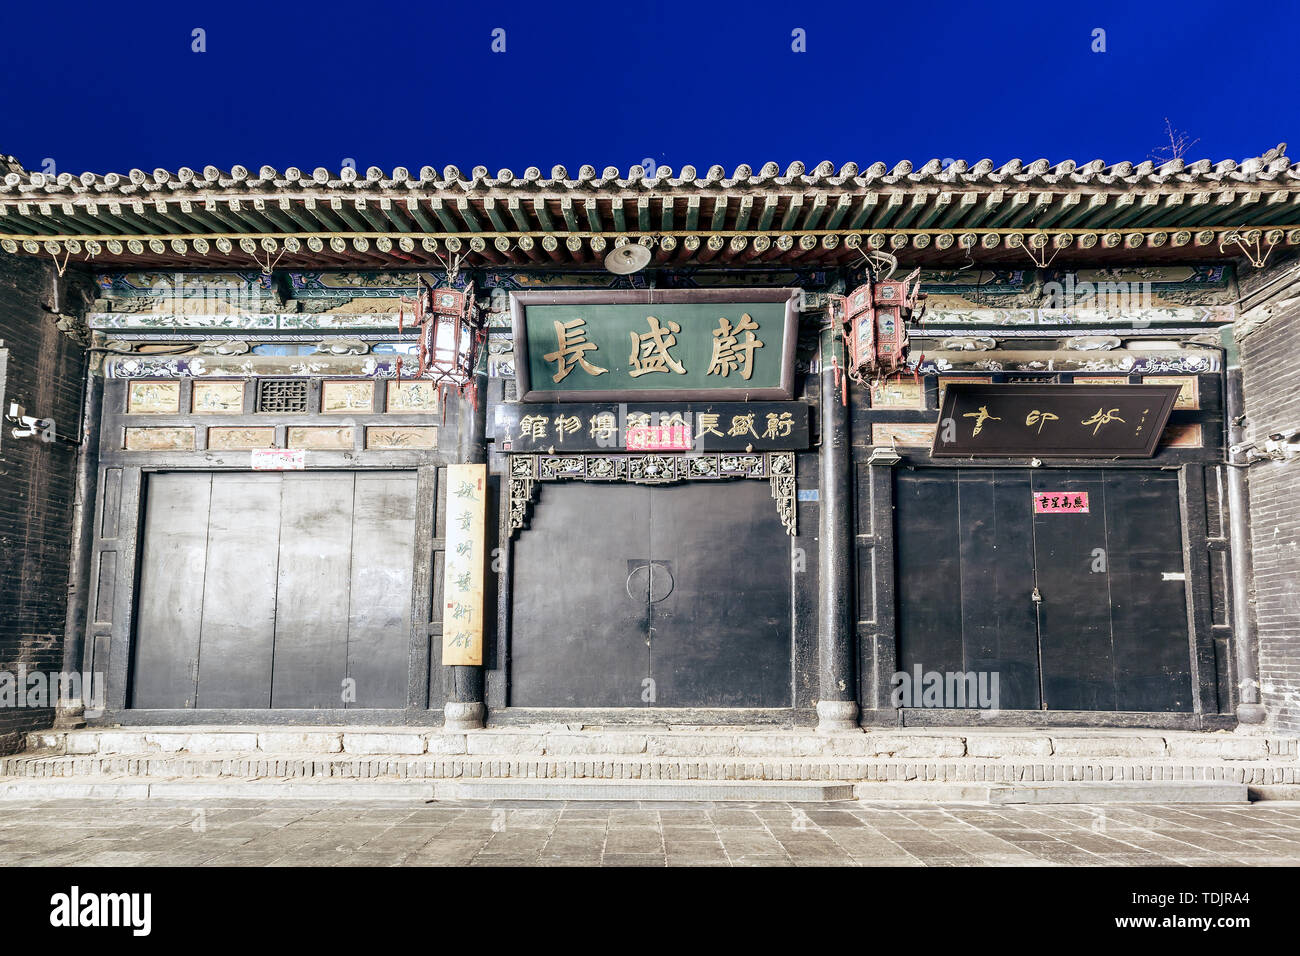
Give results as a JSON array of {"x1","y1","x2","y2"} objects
[{"x1": 0, "y1": 146, "x2": 1296, "y2": 270}]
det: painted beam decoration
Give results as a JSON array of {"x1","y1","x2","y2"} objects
[
  {"x1": 932, "y1": 383, "x2": 1182, "y2": 457},
  {"x1": 510, "y1": 289, "x2": 799, "y2": 401},
  {"x1": 496, "y1": 402, "x2": 809, "y2": 453},
  {"x1": 442, "y1": 464, "x2": 487, "y2": 666}
]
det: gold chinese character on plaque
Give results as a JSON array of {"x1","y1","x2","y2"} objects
[
  {"x1": 728, "y1": 413, "x2": 759, "y2": 438},
  {"x1": 707, "y1": 313, "x2": 764, "y2": 379},
  {"x1": 589, "y1": 411, "x2": 618, "y2": 441},
  {"x1": 762, "y1": 411, "x2": 794, "y2": 439},
  {"x1": 543, "y1": 318, "x2": 607, "y2": 383},
  {"x1": 696, "y1": 413, "x2": 725, "y2": 439},
  {"x1": 628, "y1": 316, "x2": 686, "y2": 377},
  {"x1": 517, "y1": 414, "x2": 549, "y2": 440},
  {"x1": 553, "y1": 414, "x2": 581, "y2": 441}
]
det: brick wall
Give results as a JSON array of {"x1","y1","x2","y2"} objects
[
  {"x1": 1239, "y1": 293, "x2": 1300, "y2": 733},
  {"x1": 0, "y1": 258, "x2": 91, "y2": 754}
]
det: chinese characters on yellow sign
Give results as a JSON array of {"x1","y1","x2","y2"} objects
[{"x1": 442, "y1": 463, "x2": 486, "y2": 666}]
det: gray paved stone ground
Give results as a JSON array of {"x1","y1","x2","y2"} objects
[{"x1": 3, "y1": 799, "x2": 1300, "y2": 866}]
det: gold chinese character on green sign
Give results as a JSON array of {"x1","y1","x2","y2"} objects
[
  {"x1": 708, "y1": 313, "x2": 764, "y2": 379},
  {"x1": 628, "y1": 316, "x2": 686, "y2": 377},
  {"x1": 544, "y1": 318, "x2": 607, "y2": 383}
]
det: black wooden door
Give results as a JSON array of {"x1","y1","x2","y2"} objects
[
  {"x1": 509, "y1": 483, "x2": 651, "y2": 706},
  {"x1": 895, "y1": 467, "x2": 1193, "y2": 712},
  {"x1": 649, "y1": 482, "x2": 792, "y2": 707},
  {"x1": 131, "y1": 470, "x2": 417, "y2": 709},
  {"x1": 510, "y1": 481, "x2": 792, "y2": 707}
]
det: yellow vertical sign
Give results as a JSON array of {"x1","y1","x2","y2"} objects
[{"x1": 442, "y1": 463, "x2": 487, "y2": 666}]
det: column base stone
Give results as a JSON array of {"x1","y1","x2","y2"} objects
[
  {"x1": 444, "y1": 701, "x2": 486, "y2": 732},
  {"x1": 53, "y1": 703, "x2": 86, "y2": 730},
  {"x1": 1236, "y1": 703, "x2": 1267, "y2": 725},
  {"x1": 816, "y1": 700, "x2": 860, "y2": 733}
]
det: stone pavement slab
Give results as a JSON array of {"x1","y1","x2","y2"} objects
[{"x1": 1, "y1": 798, "x2": 1299, "y2": 866}]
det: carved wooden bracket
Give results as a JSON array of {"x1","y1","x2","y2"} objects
[{"x1": 508, "y1": 451, "x2": 796, "y2": 537}]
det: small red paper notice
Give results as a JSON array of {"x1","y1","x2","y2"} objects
[
  {"x1": 626, "y1": 424, "x2": 693, "y2": 451},
  {"x1": 1033, "y1": 492, "x2": 1089, "y2": 514}
]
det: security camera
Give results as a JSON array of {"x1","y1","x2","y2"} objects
[{"x1": 5, "y1": 401, "x2": 43, "y2": 439}]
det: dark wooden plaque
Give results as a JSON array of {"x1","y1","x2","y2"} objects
[{"x1": 931, "y1": 384, "x2": 1182, "y2": 458}]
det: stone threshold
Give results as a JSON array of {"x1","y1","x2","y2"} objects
[
  {"x1": 25, "y1": 726, "x2": 1300, "y2": 761},
  {"x1": 0, "y1": 776, "x2": 1254, "y2": 805}
]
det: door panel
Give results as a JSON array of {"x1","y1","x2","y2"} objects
[
  {"x1": 510, "y1": 483, "x2": 651, "y2": 706},
  {"x1": 1031, "y1": 470, "x2": 1116, "y2": 710},
  {"x1": 131, "y1": 471, "x2": 417, "y2": 710},
  {"x1": 958, "y1": 470, "x2": 1041, "y2": 709},
  {"x1": 650, "y1": 482, "x2": 792, "y2": 707},
  {"x1": 130, "y1": 473, "x2": 211, "y2": 708},
  {"x1": 895, "y1": 471, "x2": 965, "y2": 679},
  {"x1": 1100, "y1": 471, "x2": 1193, "y2": 711},
  {"x1": 509, "y1": 480, "x2": 794, "y2": 707},
  {"x1": 895, "y1": 467, "x2": 1196, "y2": 713},
  {"x1": 347, "y1": 473, "x2": 418, "y2": 707},
  {"x1": 195, "y1": 474, "x2": 280, "y2": 707},
  {"x1": 271, "y1": 474, "x2": 355, "y2": 708}
]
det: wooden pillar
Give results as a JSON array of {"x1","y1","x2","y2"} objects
[
  {"x1": 444, "y1": 367, "x2": 489, "y2": 730},
  {"x1": 816, "y1": 353, "x2": 859, "y2": 731},
  {"x1": 57, "y1": 365, "x2": 103, "y2": 727}
]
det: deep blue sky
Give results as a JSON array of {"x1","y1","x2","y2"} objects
[{"x1": 1, "y1": 0, "x2": 1296, "y2": 177}]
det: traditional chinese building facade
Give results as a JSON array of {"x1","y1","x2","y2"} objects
[{"x1": 1, "y1": 148, "x2": 1298, "y2": 743}]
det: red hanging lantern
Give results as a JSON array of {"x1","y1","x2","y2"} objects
[
  {"x1": 828, "y1": 267, "x2": 924, "y2": 383},
  {"x1": 398, "y1": 274, "x2": 484, "y2": 407}
]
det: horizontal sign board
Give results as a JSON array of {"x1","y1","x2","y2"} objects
[
  {"x1": 496, "y1": 402, "x2": 809, "y2": 453},
  {"x1": 932, "y1": 384, "x2": 1181, "y2": 458},
  {"x1": 510, "y1": 289, "x2": 799, "y2": 401}
]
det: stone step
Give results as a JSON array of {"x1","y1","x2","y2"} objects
[
  {"x1": 25, "y1": 727, "x2": 1300, "y2": 761},
  {"x1": 434, "y1": 779, "x2": 855, "y2": 802},
  {"x1": 853, "y1": 781, "x2": 1250, "y2": 804},
  {"x1": 4, "y1": 752, "x2": 1296, "y2": 787},
  {"x1": 0, "y1": 775, "x2": 1250, "y2": 804},
  {"x1": 0, "y1": 778, "x2": 437, "y2": 801}
]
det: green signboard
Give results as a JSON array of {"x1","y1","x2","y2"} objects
[{"x1": 510, "y1": 289, "x2": 799, "y2": 401}]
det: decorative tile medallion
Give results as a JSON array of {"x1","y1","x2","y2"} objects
[
  {"x1": 287, "y1": 426, "x2": 354, "y2": 450},
  {"x1": 870, "y1": 378, "x2": 926, "y2": 409},
  {"x1": 871, "y1": 424, "x2": 936, "y2": 447},
  {"x1": 191, "y1": 381, "x2": 245, "y2": 414},
  {"x1": 1143, "y1": 375, "x2": 1199, "y2": 410},
  {"x1": 124, "y1": 426, "x2": 194, "y2": 450},
  {"x1": 127, "y1": 381, "x2": 180, "y2": 414},
  {"x1": 365, "y1": 426, "x2": 439, "y2": 449},
  {"x1": 387, "y1": 381, "x2": 440, "y2": 413},
  {"x1": 208, "y1": 426, "x2": 276, "y2": 450},
  {"x1": 321, "y1": 380, "x2": 375, "y2": 412},
  {"x1": 1161, "y1": 423, "x2": 1203, "y2": 448}
]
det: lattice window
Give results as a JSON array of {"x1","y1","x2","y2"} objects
[{"x1": 256, "y1": 378, "x2": 309, "y2": 413}]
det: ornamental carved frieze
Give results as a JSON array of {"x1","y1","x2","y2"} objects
[{"x1": 508, "y1": 451, "x2": 796, "y2": 537}]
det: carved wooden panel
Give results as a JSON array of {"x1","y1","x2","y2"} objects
[{"x1": 124, "y1": 426, "x2": 195, "y2": 451}]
